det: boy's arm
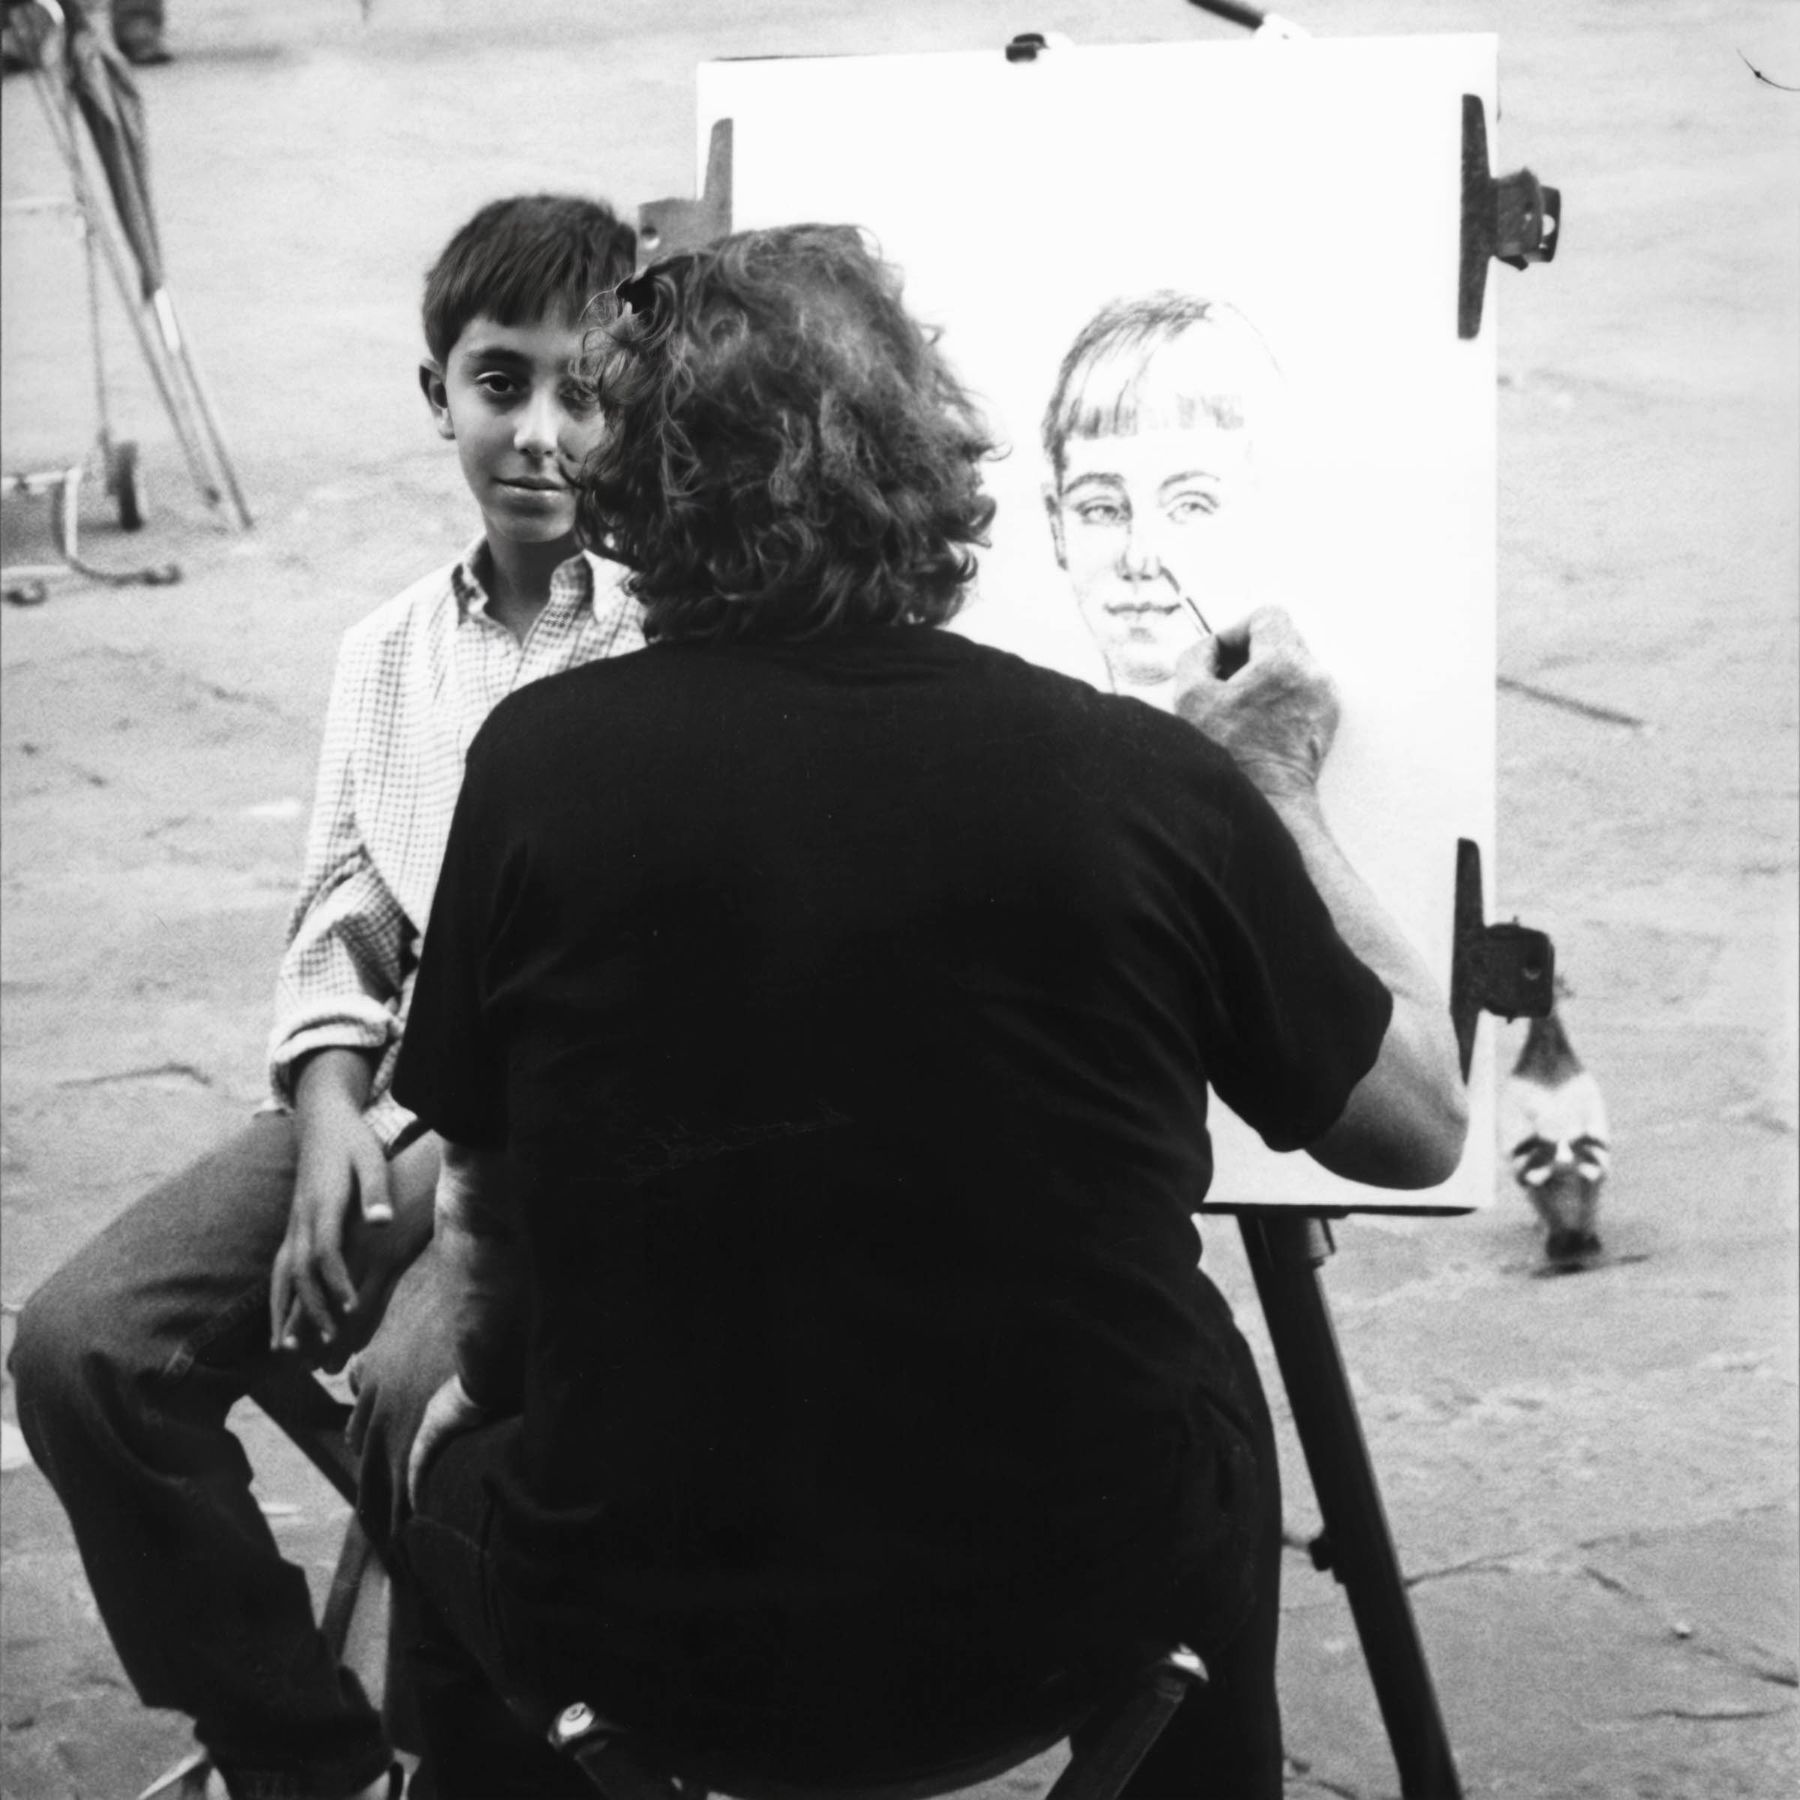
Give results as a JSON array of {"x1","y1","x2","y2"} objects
[
  {"x1": 267, "y1": 640, "x2": 415, "y2": 1116},
  {"x1": 269, "y1": 1046, "x2": 434, "y2": 1353},
  {"x1": 267, "y1": 638, "x2": 428, "y2": 1352}
]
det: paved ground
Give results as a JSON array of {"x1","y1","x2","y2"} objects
[{"x1": 3, "y1": 1, "x2": 1797, "y2": 1795}]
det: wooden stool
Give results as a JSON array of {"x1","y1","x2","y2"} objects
[{"x1": 542, "y1": 1647, "x2": 1207, "y2": 1800}]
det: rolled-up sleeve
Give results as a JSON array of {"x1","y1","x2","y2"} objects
[{"x1": 267, "y1": 638, "x2": 415, "y2": 1111}]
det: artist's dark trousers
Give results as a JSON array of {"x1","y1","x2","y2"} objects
[
  {"x1": 398, "y1": 1420, "x2": 594, "y2": 1799},
  {"x1": 8, "y1": 1113, "x2": 451, "y2": 1800},
  {"x1": 396, "y1": 1324, "x2": 1285, "y2": 1800},
  {"x1": 1076, "y1": 1321, "x2": 1286, "y2": 1800}
]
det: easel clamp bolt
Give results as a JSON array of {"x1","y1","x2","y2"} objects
[{"x1": 1493, "y1": 168, "x2": 1559, "y2": 269}]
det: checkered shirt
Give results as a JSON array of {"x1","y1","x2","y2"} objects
[{"x1": 266, "y1": 538, "x2": 645, "y2": 1150}]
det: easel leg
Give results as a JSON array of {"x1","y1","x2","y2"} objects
[{"x1": 1237, "y1": 1213, "x2": 1464, "y2": 1800}]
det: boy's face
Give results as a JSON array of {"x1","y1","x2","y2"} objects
[
  {"x1": 422, "y1": 309, "x2": 603, "y2": 551},
  {"x1": 1047, "y1": 421, "x2": 1255, "y2": 692}
]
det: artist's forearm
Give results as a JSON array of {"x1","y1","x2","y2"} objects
[
  {"x1": 1265, "y1": 790, "x2": 1469, "y2": 1186},
  {"x1": 1265, "y1": 791, "x2": 1444, "y2": 1016},
  {"x1": 435, "y1": 1143, "x2": 525, "y2": 1411},
  {"x1": 437, "y1": 1215, "x2": 525, "y2": 1410}
]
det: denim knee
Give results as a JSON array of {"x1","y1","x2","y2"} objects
[{"x1": 9, "y1": 1265, "x2": 123, "y2": 1462}]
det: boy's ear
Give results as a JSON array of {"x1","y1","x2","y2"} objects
[
  {"x1": 419, "y1": 360, "x2": 454, "y2": 439},
  {"x1": 1043, "y1": 488, "x2": 1068, "y2": 569}
]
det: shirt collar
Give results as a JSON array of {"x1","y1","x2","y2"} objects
[{"x1": 452, "y1": 536, "x2": 599, "y2": 623}]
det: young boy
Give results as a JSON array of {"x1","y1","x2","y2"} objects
[
  {"x1": 10, "y1": 193, "x2": 643, "y2": 1800},
  {"x1": 1041, "y1": 292, "x2": 1282, "y2": 710}
]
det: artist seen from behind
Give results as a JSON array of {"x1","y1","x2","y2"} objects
[{"x1": 390, "y1": 225, "x2": 1468, "y2": 1798}]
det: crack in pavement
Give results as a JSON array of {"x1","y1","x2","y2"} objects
[
  {"x1": 1386, "y1": 1539, "x2": 1800, "y2": 1692},
  {"x1": 52, "y1": 1063, "x2": 216, "y2": 1090},
  {"x1": 1629, "y1": 1702, "x2": 1794, "y2": 1721},
  {"x1": 1404, "y1": 1550, "x2": 1525, "y2": 1587}
]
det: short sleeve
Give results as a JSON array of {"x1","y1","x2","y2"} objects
[
  {"x1": 1183, "y1": 754, "x2": 1394, "y2": 1154},
  {"x1": 390, "y1": 732, "x2": 513, "y2": 1150}
]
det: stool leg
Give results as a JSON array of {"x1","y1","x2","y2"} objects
[
  {"x1": 1238, "y1": 1213, "x2": 1464, "y2": 1800},
  {"x1": 135, "y1": 1751, "x2": 212, "y2": 1800},
  {"x1": 321, "y1": 1514, "x2": 381, "y2": 1660},
  {"x1": 246, "y1": 1361, "x2": 359, "y2": 1502},
  {"x1": 1047, "y1": 1657, "x2": 1204, "y2": 1800}
]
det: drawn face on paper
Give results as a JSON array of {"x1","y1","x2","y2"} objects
[
  {"x1": 1049, "y1": 422, "x2": 1255, "y2": 691},
  {"x1": 1043, "y1": 302, "x2": 1274, "y2": 698}
]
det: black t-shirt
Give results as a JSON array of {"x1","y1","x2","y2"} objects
[{"x1": 394, "y1": 624, "x2": 1390, "y2": 1770}]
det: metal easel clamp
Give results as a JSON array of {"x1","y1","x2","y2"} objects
[
  {"x1": 1449, "y1": 837, "x2": 1554, "y2": 1081},
  {"x1": 636, "y1": 117, "x2": 734, "y2": 272},
  {"x1": 1458, "y1": 94, "x2": 1561, "y2": 340}
]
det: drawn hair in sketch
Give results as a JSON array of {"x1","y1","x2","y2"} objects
[{"x1": 1040, "y1": 292, "x2": 1282, "y2": 485}]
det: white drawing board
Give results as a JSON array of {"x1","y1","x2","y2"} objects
[{"x1": 698, "y1": 35, "x2": 1499, "y2": 1212}]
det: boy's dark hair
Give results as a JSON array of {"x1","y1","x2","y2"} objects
[
  {"x1": 422, "y1": 194, "x2": 636, "y2": 365},
  {"x1": 577, "y1": 224, "x2": 996, "y2": 645}
]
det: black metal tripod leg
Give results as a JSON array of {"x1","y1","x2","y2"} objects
[{"x1": 1237, "y1": 1212, "x2": 1464, "y2": 1800}]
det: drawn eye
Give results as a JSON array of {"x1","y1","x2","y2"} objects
[
  {"x1": 1166, "y1": 491, "x2": 1219, "y2": 522},
  {"x1": 1073, "y1": 498, "x2": 1126, "y2": 527}
]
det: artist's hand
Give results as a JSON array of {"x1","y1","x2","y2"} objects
[
  {"x1": 1173, "y1": 606, "x2": 1340, "y2": 799},
  {"x1": 406, "y1": 1373, "x2": 496, "y2": 1511}
]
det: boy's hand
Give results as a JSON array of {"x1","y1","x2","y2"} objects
[
  {"x1": 270, "y1": 1048, "x2": 436, "y2": 1360},
  {"x1": 271, "y1": 1100, "x2": 392, "y2": 1356}
]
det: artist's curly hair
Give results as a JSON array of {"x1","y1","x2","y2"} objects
[{"x1": 577, "y1": 225, "x2": 996, "y2": 643}]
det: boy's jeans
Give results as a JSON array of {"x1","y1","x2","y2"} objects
[{"x1": 9, "y1": 1112, "x2": 449, "y2": 1800}]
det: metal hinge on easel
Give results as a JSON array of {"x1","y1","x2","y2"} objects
[
  {"x1": 1459, "y1": 94, "x2": 1560, "y2": 339},
  {"x1": 1449, "y1": 838, "x2": 1554, "y2": 1080}
]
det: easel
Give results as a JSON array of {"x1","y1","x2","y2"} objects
[{"x1": 637, "y1": 77, "x2": 1558, "y2": 1791}]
